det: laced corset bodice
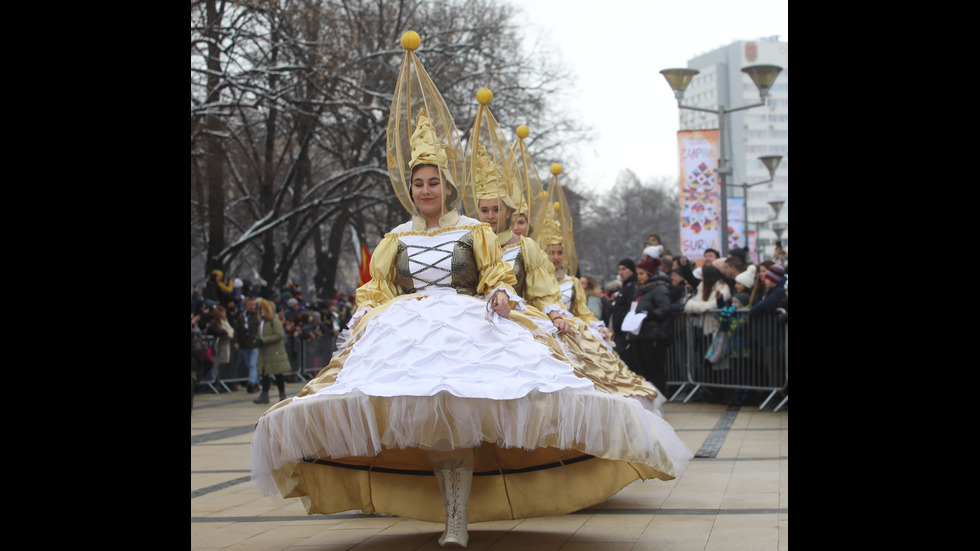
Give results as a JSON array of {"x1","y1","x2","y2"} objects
[{"x1": 393, "y1": 229, "x2": 479, "y2": 296}]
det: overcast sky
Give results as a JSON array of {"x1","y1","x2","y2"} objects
[{"x1": 508, "y1": 0, "x2": 789, "y2": 194}]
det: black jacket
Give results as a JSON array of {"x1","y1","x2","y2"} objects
[
  {"x1": 628, "y1": 272, "x2": 672, "y2": 341},
  {"x1": 234, "y1": 309, "x2": 262, "y2": 349},
  {"x1": 611, "y1": 273, "x2": 638, "y2": 332}
]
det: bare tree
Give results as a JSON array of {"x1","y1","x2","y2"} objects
[
  {"x1": 573, "y1": 170, "x2": 680, "y2": 283},
  {"x1": 191, "y1": 0, "x2": 591, "y2": 299}
]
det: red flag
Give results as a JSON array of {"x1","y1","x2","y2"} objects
[{"x1": 358, "y1": 242, "x2": 372, "y2": 287}]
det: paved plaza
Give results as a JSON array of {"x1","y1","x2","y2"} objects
[{"x1": 191, "y1": 382, "x2": 788, "y2": 550}]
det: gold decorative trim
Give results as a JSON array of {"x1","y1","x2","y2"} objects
[{"x1": 384, "y1": 223, "x2": 490, "y2": 239}]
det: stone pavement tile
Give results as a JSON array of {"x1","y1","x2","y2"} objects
[
  {"x1": 705, "y1": 513, "x2": 781, "y2": 551},
  {"x1": 560, "y1": 542, "x2": 636, "y2": 551},
  {"x1": 633, "y1": 515, "x2": 713, "y2": 550},
  {"x1": 481, "y1": 514, "x2": 590, "y2": 551},
  {"x1": 567, "y1": 513, "x2": 654, "y2": 543}
]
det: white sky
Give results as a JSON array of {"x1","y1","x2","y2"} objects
[{"x1": 509, "y1": 0, "x2": 789, "y2": 194}]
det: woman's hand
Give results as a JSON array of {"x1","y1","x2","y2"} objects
[
  {"x1": 552, "y1": 317, "x2": 571, "y2": 334},
  {"x1": 490, "y1": 290, "x2": 511, "y2": 318}
]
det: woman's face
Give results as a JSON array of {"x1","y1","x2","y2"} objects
[
  {"x1": 411, "y1": 165, "x2": 443, "y2": 221},
  {"x1": 636, "y1": 268, "x2": 650, "y2": 285},
  {"x1": 478, "y1": 198, "x2": 506, "y2": 232},
  {"x1": 545, "y1": 244, "x2": 563, "y2": 270},
  {"x1": 512, "y1": 213, "x2": 529, "y2": 237},
  {"x1": 735, "y1": 281, "x2": 746, "y2": 293}
]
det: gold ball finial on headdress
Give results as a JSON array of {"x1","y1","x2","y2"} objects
[
  {"x1": 516, "y1": 125, "x2": 529, "y2": 139},
  {"x1": 476, "y1": 88, "x2": 493, "y2": 105},
  {"x1": 551, "y1": 163, "x2": 562, "y2": 175},
  {"x1": 401, "y1": 31, "x2": 421, "y2": 51}
]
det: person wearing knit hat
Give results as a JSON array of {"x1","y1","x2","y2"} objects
[
  {"x1": 749, "y1": 263, "x2": 787, "y2": 316},
  {"x1": 626, "y1": 256, "x2": 672, "y2": 394},
  {"x1": 618, "y1": 258, "x2": 636, "y2": 274},
  {"x1": 734, "y1": 265, "x2": 756, "y2": 295},
  {"x1": 611, "y1": 257, "x2": 640, "y2": 359},
  {"x1": 636, "y1": 257, "x2": 661, "y2": 275},
  {"x1": 642, "y1": 244, "x2": 662, "y2": 260},
  {"x1": 764, "y1": 264, "x2": 786, "y2": 286}
]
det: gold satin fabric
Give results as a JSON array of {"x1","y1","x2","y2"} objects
[{"x1": 257, "y1": 222, "x2": 669, "y2": 522}]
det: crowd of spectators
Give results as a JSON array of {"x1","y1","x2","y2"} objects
[
  {"x1": 190, "y1": 271, "x2": 357, "y2": 402},
  {"x1": 578, "y1": 234, "x2": 789, "y2": 406},
  {"x1": 191, "y1": 236, "x2": 788, "y2": 408}
]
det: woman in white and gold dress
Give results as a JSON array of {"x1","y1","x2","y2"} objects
[
  {"x1": 464, "y1": 92, "x2": 663, "y2": 412},
  {"x1": 250, "y1": 32, "x2": 691, "y2": 549}
]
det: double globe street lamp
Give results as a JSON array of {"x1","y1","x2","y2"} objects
[
  {"x1": 659, "y1": 64, "x2": 783, "y2": 256},
  {"x1": 735, "y1": 154, "x2": 783, "y2": 259}
]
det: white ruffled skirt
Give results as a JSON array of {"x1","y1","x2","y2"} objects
[{"x1": 250, "y1": 291, "x2": 692, "y2": 520}]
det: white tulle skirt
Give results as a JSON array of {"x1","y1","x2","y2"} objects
[{"x1": 250, "y1": 290, "x2": 692, "y2": 517}]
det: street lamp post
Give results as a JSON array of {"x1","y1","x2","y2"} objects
[
  {"x1": 733, "y1": 155, "x2": 783, "y2": 259},
  {"x1": 660, "y1": 64, "x2": 783, "y2": 256},
  {"x1": 753, "y1": 200, "x2": 784, "y2": 262}
]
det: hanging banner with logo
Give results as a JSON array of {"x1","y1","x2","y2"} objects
[{"x1": 678, "y1": 129, "x2": 720, "y2": 263}]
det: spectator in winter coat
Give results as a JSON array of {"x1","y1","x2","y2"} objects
[
  {"x1": 684, "y1": 265, "x2": 731, "y2": 337},
  {"x1": 625, "y1": 258, "x2": 672, "y2": 394},
  {"x1": 749, "y1": 264, "x2": 787, "y2": 316},
  {"x1": 610, "y1": 258, "x2": 639, "y2": 360}
]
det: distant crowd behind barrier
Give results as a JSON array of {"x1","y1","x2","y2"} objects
[{"x1": 191, "y1": 239, "x2": 788, "y2": 410}]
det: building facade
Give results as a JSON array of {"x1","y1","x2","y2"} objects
[{"x1": 678, "y1": 36, "x2": 788, "y2": 257}]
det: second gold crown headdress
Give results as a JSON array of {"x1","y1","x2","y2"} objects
[
  {"x1": 533, "y1": 163, "x2": 577, "y2": 277},
  {"x1": 463, "y1": 88, "x2": 523, "y2": 244}
]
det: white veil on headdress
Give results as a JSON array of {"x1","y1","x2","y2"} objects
[
  {"x1": 386, "y1": 31, "x2": 465, "y2": 230},
  {"x1": 462, "y1": 88, "x2": 523, "y2": 245},
  {"x1": 510, "y1": 125, "x2": 547, "y2": 240}
]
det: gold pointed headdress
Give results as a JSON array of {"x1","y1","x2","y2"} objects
[
  {"x1": 533, "y1": 163, "x2": 577, "y2": 276},
  {"x1": 471, "y1": 143, "x2": 517, "y2": 210},
  {"x1": 409, "y1": 108, "x2": 449, "y2": 171},
  {"x1": 463, "y1": 89, "x2": 522, "y2": 229},
  {"x1": 386, "y1": 31, "x2": 464, "y2": 229}
]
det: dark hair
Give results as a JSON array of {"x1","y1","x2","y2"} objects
[
  {"x1": 410, "y1": 164, "x2": 458, "y2": 211},
  {"x1": 704, "y1": 248, "x2": 720, "y2": 258},
  {"x1": 700, "y1": 265, "x2": 724, "y2": 301},
  {"x1": 725, "y1": 255, "x2": 745, "y2": 273},
  {"x1": 582, "y1": 275, "x2": 599, "y2": 294}
]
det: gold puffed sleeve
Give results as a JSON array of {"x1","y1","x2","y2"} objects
[
  {"x1": 519, "y1": 237, "x2": 564, "y2": 312},
  {"x1": 471, "y1": 224, "x2": 518, "y2": 299},
  {"x1": 569, "y1": 276, "x2": 600, "y2": 324},
  {"x1": 353, "y1": 235, "x2": 401, "y2": 311}
]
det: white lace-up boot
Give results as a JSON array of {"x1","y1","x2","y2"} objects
[{"x1": 436, "y1": 468, "x2": 472, "y2": 548}]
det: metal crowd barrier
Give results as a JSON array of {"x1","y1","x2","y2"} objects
[
  {"x1": 201, "y1": 334, "x2": 338, "y2": 393},
  {"x1": 664, "y1": 309, "x2": 787, "y2": 411},
  {"x1": 195, "y1": 335, "x2": 232, "y2": 394},
  {"x1": 196, "y1": 312, "x2": 786, "y2": 410}
]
